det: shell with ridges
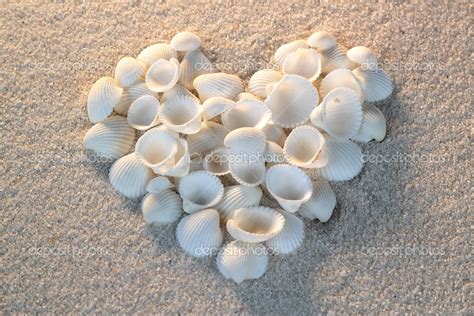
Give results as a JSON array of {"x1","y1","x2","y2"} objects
[
  {"x1": 353, "y1": 103, "x2": 386, "y2": 142},
  {"x1": 145, "y1": 58, "x2": 180, "y2": 93},
  {"x1": 283, "y1": 125, "x2": 326, "y2": 168},
  {"x1": 266, "y1": 209, "x2": 305, "y2": 254},
  {"x1": 307, "y1": 31, "x2": 337, "y2": 51},
  {"x1": 262, "y1": 122, "x2": 287, "y2": 147},
  {"x1": 127, "y1": 95, "x2": 161, "y2": 130},
  {"x1": 135, "y1": 128, "x2": 178, "y2": 174},
  {"x1": 320, "y1": 44, "x2": 356, "y2": 74},
  {"x1": 142, "y1": 189, "x2": 182, "y2": 224},
  {"x1": 352, "y1": 67, "x2": 393, "y2": 102},
  {"x1": 178, "y1": 171, "x2": 224, "y2": 213},
  {"x1": 221, "y1": 99, "x2": 271, "y2": 131},
  {"x1": 114, "y1": 57, "x2": 146, "y2": 88},
  {"x1": 248, "y1": 70, "x2": 283, "y2": 98},
  {"x1": 263, "y1": 141, "x2": 285, "y2": 165},
  {"x1": 179, "y1": 49, "x2": 213, "y2": 90},
  {"x1": 109, "y1": 153, "x2": 154, "y2": 198},
  {"x1": 87, "y1": 77, "x2": 123, "y2": 123},
  {"x1": 162, "y1": 137, "x2": 190, "y2": 177},
  {"x1": 320, "y1": 68, "x2": 364, "y2": 102},
  {"x1": 137, "y1": 43, "x2": 178, "y2": 68},
  {"x1": 214, "y1": 185, "x2": 263, "y2": 222},
  {"x1": 160, "y1": 84, "x2": 199, "y2": 103},
  {"x1": 159, "y1": 95, "x2": 202, "y2": 134},
  {"x1": 273, "y1": 40, "x2": 308, "y2": 66},
  {"x1": 224, "y1": 127, "x2": 267, "y2": 155},
  {"x1": 229, "y1": 161, "x2": 266, "y2": 187},
  {"x1": 202, "y1": 97, "x2": 235, "y2": 121},
  {"x1": 298, "y1": 180, "x2": 336, "y2": 222},
  {"x1": 193, "y1": 73, "x2": 244, "y2": 101},
  {"x1": 282, "y1": 48, "x2": 322, "y2": 82},
  {"x1": 114, "y1": 79, "x2": 156, "y2": 115},
  {"x1": 187, "y1": 121, "x2": 229, "y2": 156},
  {"x1": 347, "y1": 46, "x2": 378, "y2": 68},
  {"x1": 146, "y1": 176, "x2": 175, "y2": 194},
  {"x1": 170, "y1": 31, "x2": 202, "y2": 51},
  {"x1": 203, "y1": 147, "x2": 230, "y2": 176}
]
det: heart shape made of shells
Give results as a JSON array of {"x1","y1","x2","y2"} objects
[{"x1": 84, "y1": 31, "x2": 392, "y2": 283}]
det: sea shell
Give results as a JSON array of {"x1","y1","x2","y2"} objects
[
  {"x1": 193, "y1": 73, "x2": 244, "y2": 101},
  {"x1": 203, "y1": 147, "x2": 230, "y2": 176},
  {"x1": 248, "y1": 70, "x2": 283, "y2": 98},
  {"x1": 176, "y1": 208, "x2": 223, "y2": 257},
  {"x1": 266, "y1": 209, "x2": 304, "y2": 254},
  {"x1": 114, "y1": 57, "x2": 146, "y2": 88},
  {"x1": 265, "y1": 164, "x2": 313, "y2": 213},
  {"x1": 114, "y1": 79, "x2": 156, "y2": 115},
  {"x1": 109, "y1": 153, "x2": 154, "y2": 198},
  {"x1": 142, "y1": 189, "x2": 182, "y2": 224},
  {"x1": 146, "y1": 176, "x2": 175, "y2": 194},
  {"x1": 87, "y1": 77, "x2": 123, "y2": 123},
  {"x1": 282, "y1": 48, "x2": 322, "y2": 82},
  {"x1": 178, "y1": 171, "x2": 224, "y2": 213},
  {"x1": 273, "y1": 40, "x2": 308, "y2": 66},
  {"x1": 298, "y1": 180, "x2": 336, "y2": 222},
  {"x1": 224, "y1": 127, "x2": 267, "y2": 155},
  {"x1": 320, "y1": 44, "x2": 356, "y2": 74},
  {"x1": 262, "y1": 122, "x2": 287, "y2": 147},
  {"x1": 217, "y1": 241, "x2": 268, "y2": 283},
  {"x1": 162, "y1": 137, "x2": 190, "y2": 177},
  {"x1": 347, "y1": 46, "x2": 378, "y2": 68},
  {"x1": 83, "y1": 115, "x2": 135, "y2": 159},
  {"x1": 170, "y1": 31, "x2": 202, "y2": 51},
  {"x1": 263, "y1": 141, "x2": 285, "y2": 164},
  {"x1": 160, "y1": 84, "x2": 199, "y2": 103},
  {"x1": 229, "y1": 161, "x2": 266, "y2": 187},
  {"x1": 319, "y1": 68, "x2": 364, "y2": 102},
  {"x1": 352, "y1": 67, "x2": 393, "y2": 102},
  {"x1": 214, "y1": 185, "x2": 263, "y2": 222},
  {"x1": 145, "y1": 58, "x2": 180, "y2": 93},
  {"x1": 137, "y1": 43, "x2": 178, "y2": 68},
  {"x1": 283, "y1": 125, "x2": 327, "y2": 168},
  {"x1": 235, "y1": 92, "x2": 260, "y2": 102},
  {"x1": 202, "y1": 97, "x2": 235, "y2": 121},
  {"x1": 179, "y1": 49, "x2": 213, "y2": 90},
  {"x1": 221, "y1": 99, "x2": 271, "y2": 131},
  {"x1": 159, "y1": 95, "x2": 202, "y2": 134},
  {"x1": 352, "y1": 103, "x2": 386, "y2": 142},
  {"x1": 135, "y1": 128, "x2": 178, "y2": 174},
  {"x1": 154, "y1": 124, "x2": 180, "y2": 139},
  {"x1": 306, "y1": 31, "x2": 337, "y2": 51},
  {"x1": 310, "y1": 87, "x2": 362, "y2": 140},
  {"x1": 264, "y1": 74, "x2": 319, "y2": 128},
  {"x1": 127, "y1": 95, "x2": 161, "y2": 130},
  {"x1": 187, "y1": 121, "x2": 229, "y2": 155},
  {"x1": 227, "y1": 206, "x2": 285, "y2": 243}
]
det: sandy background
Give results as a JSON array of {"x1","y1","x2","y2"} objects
[{"x1": 1, "y1": 1, "x2": 471, "y2": 314}]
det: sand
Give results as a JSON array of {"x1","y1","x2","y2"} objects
[{"x1": 1, "y1": 1, "x2": 471, "y2": 314}]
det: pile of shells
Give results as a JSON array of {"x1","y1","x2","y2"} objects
[{"x1": 84, "y1": 31, "x2": 392, "y2": 283}]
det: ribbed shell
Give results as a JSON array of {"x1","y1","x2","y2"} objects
[
  {"x1": 221, "y1": 99, "x2": 271, "y2": 131},
  {"x1": 306, "y1": 31, "x2": 337, "y2": 51},
  {"x1": 109, "y1": 153, "x2": 154, "y2": 198},
  {"x1": 352, "y1": 67, "x2": 393, "y2": 102},
  {"x1": 114, "y1": 80, "x2": 156, "y2": 115},
  {"x1": 273, "y1": 40, "x2": 308, "y2": 66},
  {"x1": 229, "y1": 161, "x2": 266, "y2": 187},
  {"x1": 137, "y1": 43, "x2": 178, "y2": 67},
  {"x1": 347, "y1": 46, "x2": 378, "y2": 66},
  {"x1": 193, "y1": 73, "x2": 244, "y2": 101},
  {"x1": 159, "y1": 95, "x2": 202, "y2": 134},
  {"x1": 87, "y1": 77, "x2": 123, "y2": 123},
  {"x1": 282, "y1": 48, "x2": 322, "y2": 82},
  {"x1": 178, "y1": 171, "x2": 224, "y2": 213},
  {"x1": 214, "y1": 185, "x2": 263, "y2": 221},
  {"x1": 263, "y1": 141, "x2": 285, "y2": 164},
  {"x1": 135, "y1": 128, "x2": 178, "y2": 173},
  {"x1": 146, "y1": 176, "x2": 175, "y2": 194},
  {"x1": 114, "y1": 57, "x2": 146, "y2": 88},
  {"x1": 248, "y1": 70, "x2": 283, "y2": 98},
  {"x1": 179, "y1": 49, "x2": 213, "y2": 90},
  {"x1": 145, "y1": 58, "x2": 180, "y2": 93},
  {"x1": 142, "y1": 189, "x2": 182, "y2": 224},
  {"x1": 170, "y1": 31, "x2": 202, "y2": 51},
  {"x1": 320, "y1": 44, "x2": 356, "y2": 74},
  {"x1": 127, "y1": 95, "x2": 161, "y2": 130},
  {"x1": 352, "y1": 103, "x2": 386, "y2": 142},
  {"x1": 266, "y1": 209, "x2": 305, "y2": 254},
  {"x1": 224, "y1": 127, "x2": 267, "y2": 155},
  {"x1": 319, "y1": 68, "x2": 364, "y2": 103},
  {"x1": 187, "y1": 121, "x2": 229, "y2": 155},
  {"x1": 162, "y1": 137, "x2": 190, "y2": 177},
  {"x1": 160, "y1": 84, "x2": 199, "y2": 103},
  {"x1": 203, "y1": 147, "x2": 230, "y2": 176},
  {"x1": 262, "y1": 123, "x2": 286, "y2": 147},
  {"x1": 283, "y1": 125, "x2": 325, "y2": 168},
  {"x1": 202, "y1": 97, "x2": 235, "y2": 121},
  {"x1": 298, "y1": 180, "x2": 336, "y2": 222}
]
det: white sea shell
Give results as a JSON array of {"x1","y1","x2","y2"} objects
[
  {"x1": 263, "y1": 141, "x2": 285, "y2": 164},
  {"x1": 127, "y1": 95, "x2": 161, "y2": 130},
  {"x1": 352, "y1": 67, "x2": 393, "y2": 102},
  {"x1": 83, "y1": 115, "x2": 135, "y2": 159},
  {"x1": 307, "y1": 31, "x2": 337, "y2": 51},
  {"x1": 87, "y1": 77, "x2": 123, "y2": 123},
  {"x1": 273, "y1": 40, "x2": 308, "y2": 66},
  {"x1": 135, "y1": 128, "x2": 178, "y2": 174},
  {"x1": 114, "y1": 57, "x2": 146, "y2": 88},
  {"x1": 248, "y1": 70, "x2": 283, "y2": 98},
  {"x1": 160, "y1": 84, "x2": 199, "y2": 103},
  {"x1": 179, "y1": 49, "x2": 213, "y2": 90},
  {"x1": 221, "y1": 99, "x2": 271, "y2": 131},
  {"x1": 137, "y1": 43, "x2": 178, "y2": 67},
  {"x1": 109, "y1": 153, "x2": 154, "y2": 198},
  {"x1": 176, "y1": 208, "x2": 223, "y2": 257},
  {"x1": 319, "y1": 68, "x2": 364, "y2": 102},
  {"x1": 262, "y1": 122, "x2": 287, "y2": 147},
  {"x1": 347, "y1": 46, "x2": 378, "y2": 68},
  {"x1": 142, "y1": 189, "x2": 182, "y2": 224},
  {"x1": 178, "y1": 171, "x2": 224, "y2": 213},
  {"x1": 146, "y1": 176, "x2": 175, "y2": 194},
  {"x1": 223, "y1": 127, "x2": 267, "y2": 155},
  {"x1": 235, "y1": 92, "x2": 260, "y2": 102},
  {"x1": 353, "y1": 103, "x2": 386, "y2": 142},
  {"x1": 265, "y1": 164, "x2": 313, "y2": 213},
  {"x1": 310, "y1": 87, "x2": 362, "y2": 140},
  {"x1": 159, "y1": 95, "x2": 202, "y2": 134},
  {"x1": 203, "y1": 147, "x2": 230, "y2": 176},
  {"x1": 114, "y1": 79, "x2": 156, "y2": 115},
  {"x1": 193, "y1": 73, "x2": 244, "y2": 101},
  {"x1": 229, "y1": 161, "x2": 266, "y2": 187},
  {"x1": 282, "y1": 48, "x2": 322, "y2": 82},
  {"x1": 298, "y1": 180, "x2": 336, "y2": 222},
  {"x1": 227, "y1": 206, "x2": 285, "y2": 243},
  {"x1": 283, "y1": 125, "x2": 327, "y2": 168},
  {"x1": 145, "y1": 58, "x2": 180, "y2": 93},
  {"x1": 162, "y1": 138, "x2": 190, "y2": 177},
  {"x1": 202, "y1": 97, "x2": 235, "y2": 121},
  {"x1": 187, "y1": 121, "x2": 229, "y2": 155},
  {"x1": 264, "y1": 74, "x2": 319, "y2": 128},
  {"x1": 170, "y1": 31, "x2": 202, "y2": 51},
  {"x1": 266, "y1": 209, "x2": 304, "y2": 254},
  {"x1": 154, "y1": 124, "x2": 180, "y2": 139},
  {"x1": 217, "y1": 241, "x2": 268, "y2": 283},
  {"x1": 214, "y1": 185, "x2": 263, "y2": 222},
  {"x1": 320, "y1": 45, "x2": 356, "y2": 74}
]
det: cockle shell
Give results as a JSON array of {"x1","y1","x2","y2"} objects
[
  {"x1": 203, "y1": 147, "x2": 230, "y2": 176},
  {"x1": 264, "y1": 74, "x2": 319, "y2": 128},
  {"x1": 248, "y1": 69, "x2": 283, "y2": 98},
  {"x1": 176, "y1": 208, "x2": 223, "y2": 257},
  {"x1": 214, "y1": 185, "x2": 263, "y2": 222},
  {"x1": 283, "y1": 125, "x2": 327, "y2": 168},
  {"x1": 352, "y1": 103, "x2": 386, "y2": 142},
  {"x1": 114, "y1": 57, "x2": 146, "y2": 88},
  {"x1": 160, "y1": 84, "x2": 199, "y2": 103},
  {"x1": 162, "y1": 138, "x2": 190, "y2": 177},
  {"x1": 193, "y1": 73, "x2": 244, "y2": 101},
  {"x1": 298, "y1": 180, "x2": 336, "y2": 222},
  {"x1": 217, "y1": 241, "x2": 268, "y2": 283},
  {"x1": 307, "y1": 31, "x2": 337, "y2": 51},
  {"x1": 135, "y1": 128, "x2": 178, "y2": 174},
  {"x1": 178, "y1": 171, "x2": 224, "y2": 213},
  {"x1": 145, "y1": 58, "x2": 180, "y2": 93},
  {"x1": 320, "y1": 44, "x2": 356, "y2": 74},
  {"x1": 114, "y1": 79, "x2": 156, "y2": 115},
  {"x1": 109, "y1": 153, "x2": 154, "y2": 198},
  {"x1": 228, "y1": 161, "x2": 266, "y2": 187},
  {"x1": 273, "y1": 40, "x2": 308, "y2": 66},
  {"x1": 266, "y1": 209, "x2": 305, "y2": 254},
  {"x1": 347, "y1": 46, "x2": 378, "y2": 68},
  {"x1": 235, "y1": 92, "x2": 260, "y2": 102},
  {"x1": 202, "y1": 97, "x2": 235, "y2": 121},
  {"x1": 179, "y1": 49, "x2": 213, "y2": 90},
  {"x1": 127, "y1": 95, "x2": 161, "y2": 130},
  {"x1": 159, "y1": 95, "x2": 202, "y2": 134},
  {"x1": 142, "y1": 189, "x2": 182, "y2": 224},
  {"x1": 83, "y1": 115, "x2": 135, "y2": 159},
  {"x1": 221, "y1": 99, "x2": 271, "y2": 131},
  {"x1": 262, "y1": 122, "x2": 287, "y2": 147},
  {"x1": 282, "y1": 48, "x2": 322, "y2": 82},
  {"x1": 87, "y1": 77, "x2": 123, "y2": 123},
  {"x1": 263, "y1": 141, "x2": 285, "y2": 165},
  {"x1": 187, "y1": 121, "x2": 229, "y2": 155},
  {"x1": 319, "y1": 68, "x2": 364, "y2": 102},
  {"x1": 170, "y1": 31, "x2": 202, "y2": 51},
  {"x1": 146, "y1": 176, "x2": 175, "y2": 194},
  {"x1": 352, "y1": 67, "x2": 393, "y2": 102},
  {"x1": 224, "y1": 127, "x2": 267, "y2": 155},
  {"x1": 137, "y1": 43, "x2": 178, "y2": 68},
  {"x1": 265, "y1": 164, "x2": 313, "y2": 213}
]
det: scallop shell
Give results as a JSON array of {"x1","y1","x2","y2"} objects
[
  {"x1": 187, "y1": 121, "x2": 229, "y2": 156},
  {"x1": 227, "y1": 206, "x2": 285, "y2": 243},
  {"x1": 282, "y1": 48, "x2": 322, "y2": 82},
  {"x1": 265, "y1": 164, "x2": 313, "y2": 213},
  {"x1": 298, "y1": 180, "x2": 336, "y2": 222},
  {"x1": 217, "y1": 241, "x2": 268, "y2": 283},
  {"x1": 264, "y1": 74, "x2": 319, "y2": 128},
  {"x1": 235, "y1": 92, "x2": 260, "y2": 102},
  {"x1": 319, "y1": 68, "x2": 364, "y2": 102},
  {"x1": 352, "y1": 67, "x2": 393, "y2": 102},
  {"x1": 142, "y1": 189, "x2": 182, "y2": 224},
  {"x1": 176, "y1": 208, "x2": 223, "y2": 257},
  {"x1": 127, "y1": 95, "x2": 161, "y2": 130},
  {"x1": 170, "y1": 31, "x2": 202, "y2": 51},
  {"x1": 135, "y1": 128, "x2": 178, "y2": 174},
  {"x1": 262, "y1": 122, "x2": 287, "y2": 147},
  {"x1": 352, "y1": 103, "x2": 386, "y2": 142},
  {"x1": 145, "y1": 58, "x2": 180, "y2": 93},
  {"x1": 214, "y1": 185, "x2": 263, "y2": 222},
  {"x1": 162, "y1": 138, "x2": 190, "y2": 177},
  {"x1": 114, "y1": 79, "x2": 156, "y2": 115},
  {"x1": 179, "y1": 49, "x2": 213, "y2": 90},
  {"x1": 193, "y1": 73, "x2": 244, "y2": 101},
  {"x1": 229, "y1": 161, "x2": 266, "y2": 187},
  {"x1": 202, "y1": 97, "x2": 235, "y2": 121},
  {"x1": 263, "y1": 141, "x2": 285, "y2": 165},
  {"x1": 83, "y1": 115, "x2": 135, "y2": 159},
  {"x1": 224, "y1": 127, "x2": 267, "y2": 155},
  {"x1": 87, "y1": 77, "x2": 123, "y2": 123},
  {"x1": 146, "y1": 176, "x2": 175, "y2": 194},
  {"x1": 203, "y1": 147, "x2": 230, "y2": 176},
  {"x1": 159, "y1": 95, "x2": 202, "y2": 134},
  {"x1": 114, "y1": 57, "x2": 146, "y2": 88},
  {"x1": 320, "y1": 44, "x2": 356, "y2": 74},
  {"x1": 178, "y1": 171, "x2": 224, "y2": 213},
  {"x1": 273, "y1": 40, "x2": 308, "y2": 66},
  {"x1": 109, "y1": 153, "x2": 154, "y2": 198},
  {"x1": 283, "y1": 125, "x2": 327, "y2": 168},
  {"x1": 160, "y1": 84, "x2": 199, "y2": 103},
  {"x1": 347, "y1": 46, "x2": 378, "y2": 68},
  {"x1": 221, "y1": 99, "x2": 271, "y2": 131},
  {"x1": 266, "y1": 209, "x2": 304, "y2": 254},
  {"x1": 306, "y1": 31, "x2": 337, "y2": 51},
  {"x1": 248, "y1": 70, "x2": 283, "y2": 98},
  {"x1": 137, "y1": 43, "x2": 178, "y2": 68}
]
